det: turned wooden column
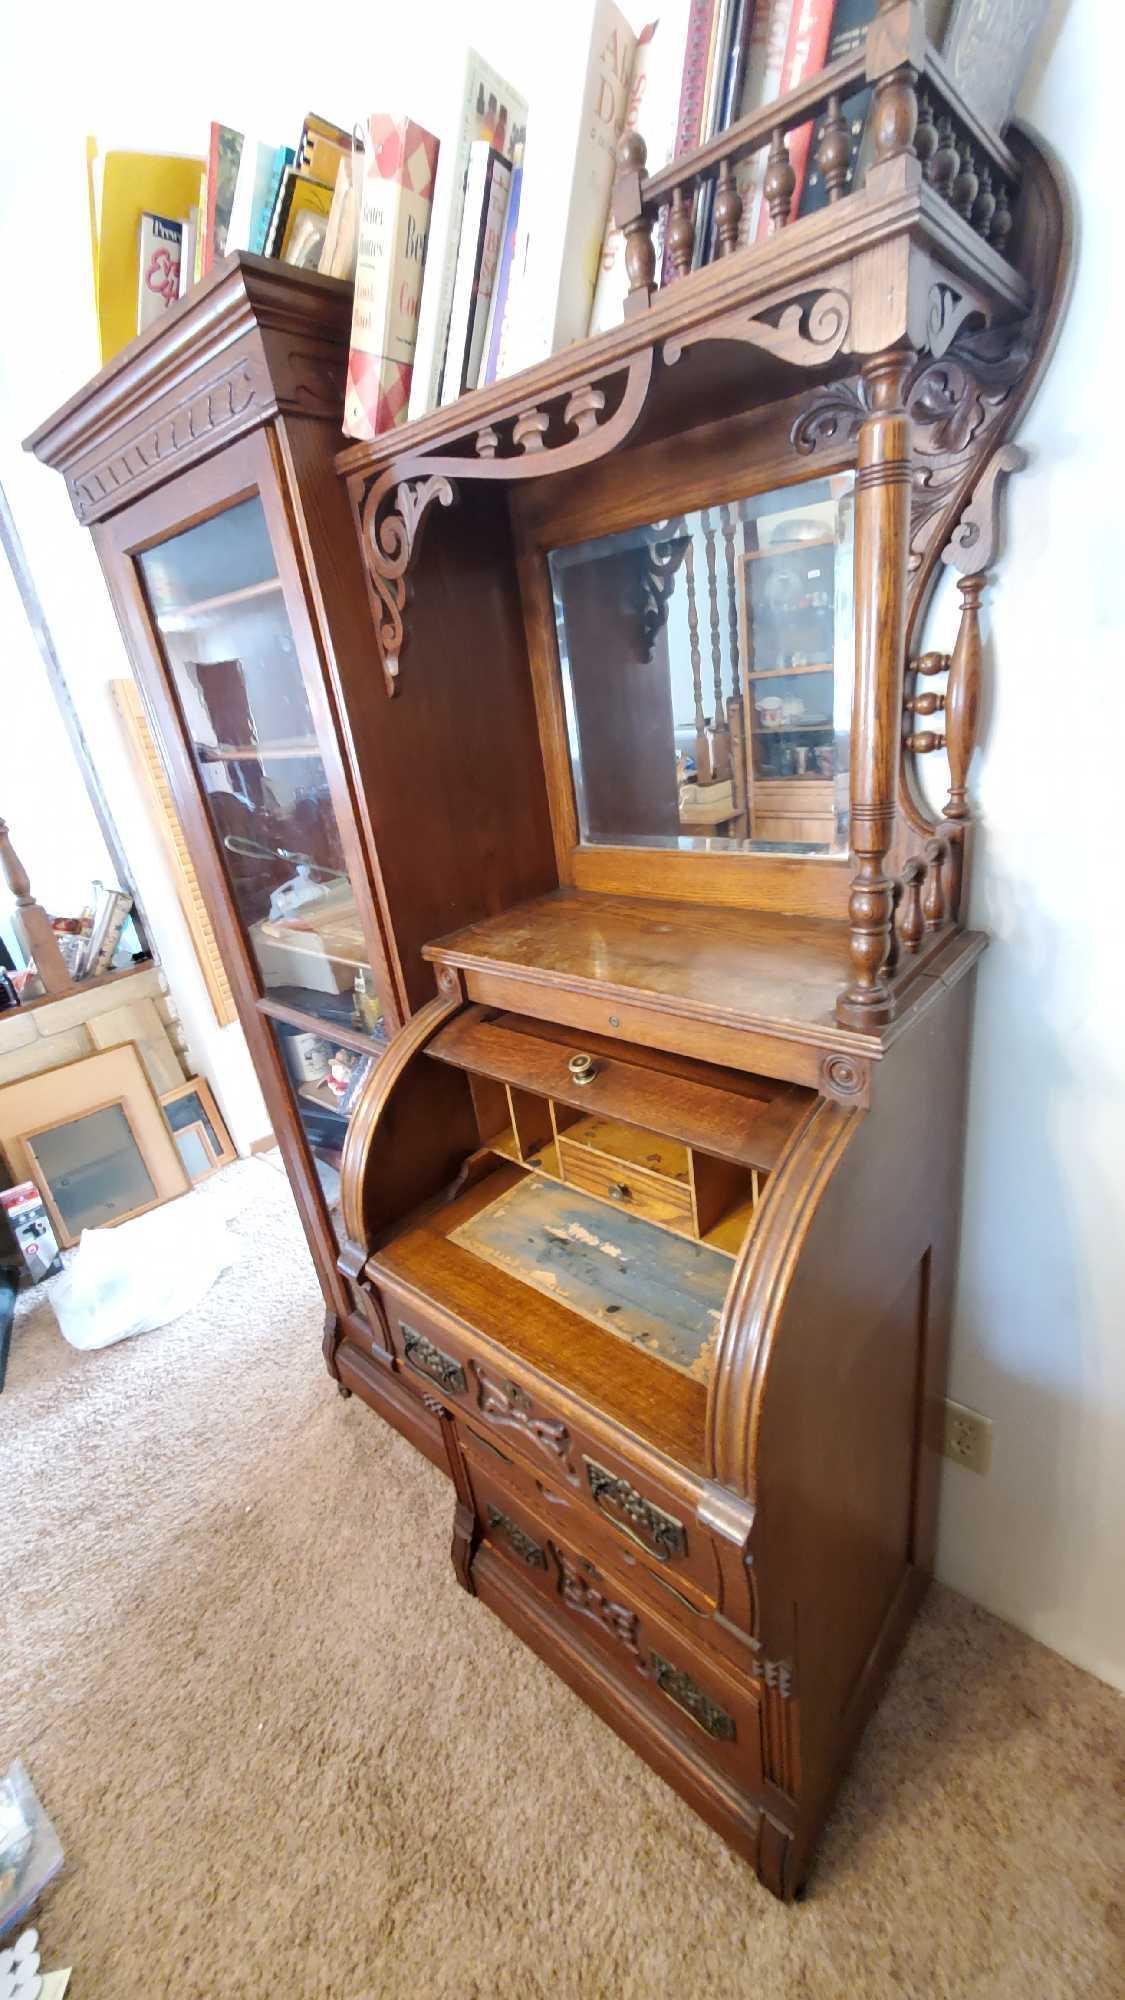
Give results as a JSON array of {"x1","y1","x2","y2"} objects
[
  {"x1": 0, "y1": 816, "x2": 73, "y2": 996},
  {"x1": 838, "y1": 351, "x2": 915, "y2": 1026}
]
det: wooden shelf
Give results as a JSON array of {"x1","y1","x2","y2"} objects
[
  {"x1": 742, "y1": 535, "x2": 834, "y2": 563},
  {"x1": 196, "y1": 738, "x2": 321, "y2": 762},
  {"x1": 156, "y1": 577, "x2": 282, "y2": 625},
  {"x1": 257, "y1": 996, "x2": 387, "y2": 1060},
  {"x1": 746, "y1": 662, "x2": 833, "y2": 681}
]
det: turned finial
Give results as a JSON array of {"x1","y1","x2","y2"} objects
[
  {"x1": 815, "y1": 95, "x2": 851, "y2": 204},
  {"x1": 713, "y1": 159, "x2": 743, "y2": 256},
  {"x1": 617, "y1": 128, "x2": 647, "y2": 176},
  {"x1": 667, "y1": 185, "x2": 695, "y2": 277}
]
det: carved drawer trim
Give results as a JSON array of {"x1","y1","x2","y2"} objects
[
  {"x1": 471, "y1": 1359, "x2": 580, "y2": 1484},
  {"x1": 583, "y1": 1456, "x2": 688, "y2": 1565},
  {"x1": 400, "y1": 1321, "x2": 466, "y2": 1396}
]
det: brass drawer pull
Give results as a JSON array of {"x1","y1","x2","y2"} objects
[
  {"x1": 486, "y1": 1504, "x2": 547, "y2": 1570},
  {"x1": 401, "y1": 1322, "x2": 466, "y2": 1396},
  {"x1": 584, "y1": 1457, "x2": 688, "y2": 1563},
  {"x1": 568, "y1": 1052, "x2": 598, "y2": 1086},
  {"x1": 650, "y1": 1653, "x2": 736, "y2": 1741},
  {"x1": 607, "y1": 1181, "x2": 632, "y2": 1202}
]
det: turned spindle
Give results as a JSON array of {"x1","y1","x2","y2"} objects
[
  {"x1": 839, "y1": 350, "x2": 915, "y2": 1023},
  {"x1": 930, "y1": 116, "x2": 960, "y2": 201},
  {"x1": 512, "y1": 409, "x2": 549, "y2": 453},
  {"x1": 899, "y1": 859, "x2": 926, "y2": 954},
  {"x1": 905, "y1": 690, "x2": 946, "y2": 717},
  {"x1": 667, "y1": 184, "x2": 695, "y2": 278},
  {"x1": 614, "y1": 129, "x2": 656, "y2": 310},
  {"x1": 972, "y1": 166, "x2": 996, "y2": 241},
  {"x1": 815, "y1": 95, "x2": 851, "y2": 203},
  {"x1": 702, "y1": 511, "x2": 730, "y2": 781},
  {"x1": 905, "y1": 729, "x2": 946, "y2": 754},
  {"x1": 922, "y1": 839, "x2": 947, "y2": 930},
  {"x1": 713, "y1": 159, "x2": 743, "y2": 256},
  {"x1": 870, "y1": 59, "x2": 918, "y2": 171},
  {"x1": 764, "y1": 130, "x2": 796, "y2": 231},
  {"x1": 475, "y1": 427, "x2": 499, "y2": 460},
  {"x1": 720, "y1": 503, "x2": 741, "y2": 705},
  {"x1": 914, "y1": 94, "x2": 938, "y2": 177},
  {"x1": 912, "y1": 649, "x2": 950, "y2": 677},
  {"x1": 952, "y1": 143, "x2": 979, "y2": 222},
  {"x1": 685, "y1": 538, "x2": 713, "y2": 784},
  {"x1": 944, "y1": 574, "x2": 985, "y2": 821},
  {"x1": 991, "y1": 184, "x2": 1013, "y2": 255},
  {"x1": 0, "y1": 816, "x2": 74, "y2": 996}
]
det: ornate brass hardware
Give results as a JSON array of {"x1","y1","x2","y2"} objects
[
  {"x1": 486, "y1": 1505, "x2": 546, "y2": 1570},
  {"x1": 583, "y1": 1457, "x2": 688, "y2": 1564},
  {"x1": 607, "y1": 1181, "x2": 632, "y2": 1202},
  {"x1": 401, "y1": 1322, "x2": 466, "y2": 1396},
  {"x1": 568, "y1": 1052, "x2": 598, "y2": 1086},
  {"x1": 650, "y1": 1654, "x2": 736, "y2": 1741}
]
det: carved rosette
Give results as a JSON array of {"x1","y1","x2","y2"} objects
[{"x1": 360, "y1": 474, "x2": 457, "y2": 696}]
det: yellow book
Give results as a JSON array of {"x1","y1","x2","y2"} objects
[{"x1": 87, "y1": 140, "x2": 205, "y2": 363}]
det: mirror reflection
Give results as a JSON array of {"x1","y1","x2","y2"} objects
[{"x1": 549, "y1": 472, "x2": 855, "y2": 856}]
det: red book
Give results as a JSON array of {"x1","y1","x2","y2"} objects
[
  {"x1": 343, "y1": 116, "x2": 440, "y2": 441},
  {"x1": 754, "y1": 0, "x2": 835, "y2": 241}
]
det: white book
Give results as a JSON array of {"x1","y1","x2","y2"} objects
[
  {"x1": 505, "y1": 0, "x2": 636, "y2": 375},
  {"x1": 408, "y1": 48, "x2": 528, "y2": 421},
  {"x1": 178, "y1": 209, "x2": 197, "y2": 297},
  {"x1": 588, "y1": 7, "x2": 691, "y2": 337},
  {"x1": 137, "y1": 213, "x2": 182, "y2": 333},
  {"x1": 440, "y1": 145, "x2": 512, "y2": 404}
]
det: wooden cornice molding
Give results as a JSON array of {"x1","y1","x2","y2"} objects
[{"x1": 24, "y1": 254, "x2": 352, "y2": 524}]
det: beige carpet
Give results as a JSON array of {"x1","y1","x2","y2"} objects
[{"x1": 2, "y1": 1159, "x2": 1122, "y2": 2000}]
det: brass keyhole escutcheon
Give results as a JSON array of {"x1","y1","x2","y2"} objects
[
  {"x1": 568, "y1": 1052, "x2": 598, "y2": 1086},
  {"x1": 608, "y1": 1182, "x2": 632, "y2": 1202}
]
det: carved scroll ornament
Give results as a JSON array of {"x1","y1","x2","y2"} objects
[
  {"x1": 361, "y1": 474, "x2": 457, "y2": 697},
  {"x1": 665, "y1": 285, "x2": 851, "y2": 370}
]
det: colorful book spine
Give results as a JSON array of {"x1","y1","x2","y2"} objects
[
  {"x1": 798, "y1": 0, "x2": 877, "y2": 217},
  {"x1": 409, "y1": 50, "x2": 528, "y2": 421},
  {"x1": 343, "y1": 115, "x2": 440, "y2": 442},
  {"x1": 441, "y1": 145, "x2": 512, "y2": 404},
  {"x1": 201, "y1": 123, "x2": 243, "y2": 273},
  {"x1": 137, "y1": 214, "x2": 183, "y2": 334},
  {"x1": 752, "y1": 0, "x2": 835, "y2": 239},
  {"x1": 481, "y1": 150, "x2": 524, "y2": 384}
]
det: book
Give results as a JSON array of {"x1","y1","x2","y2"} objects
[
  {"x1": 297, "y1": 113, "x2": 353, "y2": 188},
  {"x1": 319, "y1": 154, "x2": 362, "y2": 280},
  {"x1": 343, "y1": 115, "x2": 440, "y2": 442},
  {"x1": 694, "y1": 0, "x2": 758, "y2": 264},
  {"x1": 137, "y1": 213, "x2": 182, "y2": 333},
  {"x1": 200, "y1": 123, "x2": 243, "y2": 273},
  {"x1": 589, "y1": 19, "x2": 675, "y2": 335},
  {"x1": 508, "y1": 1, "x2": 637, "y2": 372},
  {"x1": 734, "y1": 0, "x2": 795, "y2": 242},
  {"x1": 480, "y1": 146, "x2": 524, "y2": 384},
  {"x1": 266, "y1": 168, "x2": 333, "y2": 260},
  {"x1": 251, "y1": 147, "x2": 294, "y2": 254},
  {"x1": 225, "y1": 139, "x2": 290, "y2": 256},
  {"x1": 279, "y1": 174, "x2": 335, "y2": 264},
  {"x1": 178, "y1": 208, "x2": 197, "y2": 297},
  {"x1": 86, "y1": 144, "x2": 205, "y2": 363},
  {"x1": 408, "y1": 49, "x2": 528, "y2": 421},
  {"x1": 440, "y1": 144, "x2": 512, "y2": 404}
]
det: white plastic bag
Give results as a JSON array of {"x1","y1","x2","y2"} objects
[{"x1": 50, "y1": 1195, "x2": 238, "y2": 1350}]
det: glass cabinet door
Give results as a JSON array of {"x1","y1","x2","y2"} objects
[{"x1": 134, "y1": 492, "x2": 386, "y2": 1240}]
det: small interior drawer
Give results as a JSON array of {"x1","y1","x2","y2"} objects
[{"x1": 557, "y1": 1124, "x2": 694, "y2": 1231}]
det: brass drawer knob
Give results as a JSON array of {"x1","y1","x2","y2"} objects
[
  {"x1": 607, "y1": 1182, "x2": 632, "y2": 1202},
  {"x1": 568, "y1": 1052, "x2": 598, "y2": 1086}
]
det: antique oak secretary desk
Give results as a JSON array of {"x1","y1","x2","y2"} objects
[
  {"x1": 33, "y1": 1, "x2": 1067, "y2": 1901},
  {"x1": 326, "y1": 2, "x2": 1068, "y2": 1900}
]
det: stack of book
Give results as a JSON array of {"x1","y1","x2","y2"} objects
[{"x1": 89, "y1": 3, "x2": 961, "y2": 385}]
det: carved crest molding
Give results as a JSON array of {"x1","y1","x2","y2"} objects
[{"x1": 72, "y1": 357, "x2": 261, "y2": 522}]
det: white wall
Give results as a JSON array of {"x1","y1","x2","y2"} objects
[{"x1": 1, "y1": 3, "x2": 1121, "y2": 1683}]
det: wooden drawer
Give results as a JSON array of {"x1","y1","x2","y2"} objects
[
  {"x1": 468, "y1": 1456, "x2": 762, "y2": 1791},
  {"x1": 557, "y1": 1129, "x2": 694, "y2": 1233},
  {"x1": 376, "y1": 1279, "x2": 720, "y2": 1606},
  {"x1": 751, "y1": 779, "x2": 832, "y2": 812}
]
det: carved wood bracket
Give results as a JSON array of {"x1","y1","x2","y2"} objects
[
  {"x1": 664, "y1": 283, "x2": 851, "y2": 370},
  {"x1": 355, "y1": 350, "x2": 656, "y2": 693}
]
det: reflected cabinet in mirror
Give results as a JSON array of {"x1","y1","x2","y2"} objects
[{"x1": 549, "y1": 472, "x2": 855, "y2": 857}]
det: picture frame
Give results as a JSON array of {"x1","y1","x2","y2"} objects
[{"x1": 158, "y1": 1077, "x2": 236, "y2": 1181}]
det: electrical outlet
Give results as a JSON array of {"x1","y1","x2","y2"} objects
[{"x1": 941, "y1": 1398, "x2": 992, "y2": 1475}]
